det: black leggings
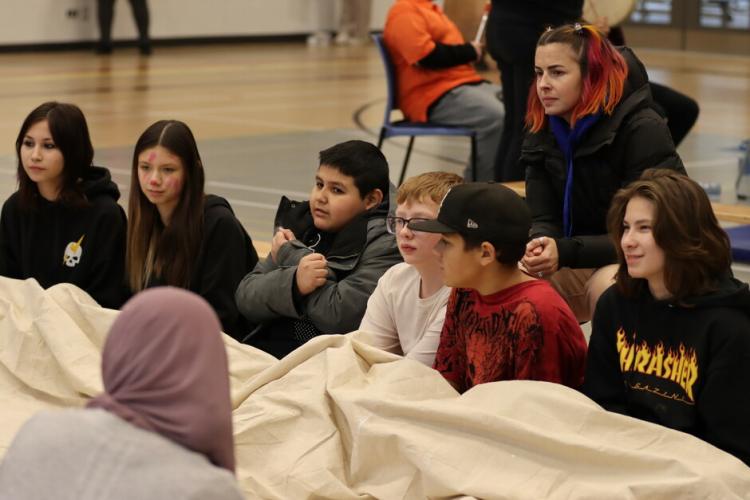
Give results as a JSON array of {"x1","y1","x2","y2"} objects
[
  {"x1": 97, "y1": 0, "x2": 150, "y2": 44},
  {"x1": 650, "y1": 82, "x2": 699, "y2": 147},
  {"x1": 494, "y1": 52, "x2": 536, "y2": 181},
  {"x1": 486, "y1": 19, "x2": 543, "y2": 182}
]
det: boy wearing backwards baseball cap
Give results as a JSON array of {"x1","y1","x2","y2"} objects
[{"x1": 410, "y1": 183, "x2": 586, "y2": 393}]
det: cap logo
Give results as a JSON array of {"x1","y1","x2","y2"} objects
[{"x1": 466, "y1": 218, "x2": 479, "y2": 229}]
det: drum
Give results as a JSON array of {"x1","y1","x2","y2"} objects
[
  {"x1": 583, "y1": 0, "x2": 636, "y2": 26},
  {"x1": 443, "y1": 0, "x2": 488, "y2": 43}
]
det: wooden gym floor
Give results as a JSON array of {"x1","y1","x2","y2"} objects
[{"x1": 0, "y1": 41, "x2": 748, "y2": 242}]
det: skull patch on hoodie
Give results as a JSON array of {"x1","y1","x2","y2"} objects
[{"x1": 63, "y1": 235, "x2": 85, "y2": 268}]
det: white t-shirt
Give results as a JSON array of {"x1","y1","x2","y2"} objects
[{"x1": 359, "y1": 262, "x2": 450, "y2": 366}]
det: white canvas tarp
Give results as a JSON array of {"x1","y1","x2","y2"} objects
[{"x1": 1, "y1": 277, "x2": 748, "y2": 499}]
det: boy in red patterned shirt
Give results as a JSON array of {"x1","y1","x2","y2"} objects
[{"x1": 410, "y1": 183, "x2": 586, "y2": 392}]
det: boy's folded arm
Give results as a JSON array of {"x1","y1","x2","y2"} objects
[
  {"x1": 303, "y1": 243, "x2": 402, "y2": 334},
  {"x1": 275, "y1": 240, "x2": 311, "y2": 266},
  {"x1": 235, "y1": 265, "x2": 301, "y2": 324}
]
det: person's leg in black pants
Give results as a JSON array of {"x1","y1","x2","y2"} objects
[
  {"x1": 650, "y1": 82, "x2": 699, "y2": 147},
  {"x1": 96, "y1": 0, "x2": 151, "y2": 54},
  {"x1": 486, "y1": 19, "x2": 538, "y2": 181},
  {"x1": 495, "y1": 56, "x2": 535, "y2": 181},
  {"x1": 128, "y1": 0, "x2": 151, "y2": 55},
  {"x1": 96, "y1": 0, "x2": 116, "y2": 54}
]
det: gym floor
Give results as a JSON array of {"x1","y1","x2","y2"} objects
[{"x1": 0, "y1": 41, "x2": 748, "y2": 242}]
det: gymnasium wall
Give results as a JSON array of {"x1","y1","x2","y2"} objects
[{"x1": 0, "y1": 0, "x2": 402, "y2": 46}]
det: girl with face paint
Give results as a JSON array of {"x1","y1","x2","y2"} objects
[
  {"x1": 519, "y1": 24, "x2": 685, "y2": 323},
  {"x1": 0, "y1": 101, "x2": 127, "y2": 308},
  {"x1": 126, "y1": 120, "x2": 258, "y2": 341}
]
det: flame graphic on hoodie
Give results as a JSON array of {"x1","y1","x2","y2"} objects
[{"x1": 616, "y1": 328, "x2": 699, "y2": 402}]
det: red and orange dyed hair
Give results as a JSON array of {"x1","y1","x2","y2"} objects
[{"x1": 525, "y1": 24, "x2": 628, "y2": 133}]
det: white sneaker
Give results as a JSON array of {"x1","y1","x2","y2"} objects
[
  {"x1": 334, "y1": 31, "x2": 351, "y2": 45},
  {"x1": 335, "y1": 31, "x2": 368, "y2": 46},
  {"x1": 307, "y1": 31, "x2": 332, "y2": 46}
]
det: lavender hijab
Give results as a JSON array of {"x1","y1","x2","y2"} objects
[{"x1": 88, "y1": 287, "x2": 235, "y2": 473}]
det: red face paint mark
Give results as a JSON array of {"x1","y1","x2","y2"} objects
[
  {"x1": 163, "y1": 175, "x2": 184, "y2": 196},
  {"x1": 148, "y1": 151, "x2": 157, "y2": 162}
]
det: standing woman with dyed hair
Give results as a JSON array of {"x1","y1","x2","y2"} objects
[
  {"x1": 583, "y1": 169, "x2": 750, "y2": 467},
  {"x1": 520, "y1": 24, "x2": 685, "y2": 323},
  {"x1": 126, "y1": 120, "x2": 258, "y2": 341},
  {"x1": 0, "y1": 101, "x2": 127, "y2": 308}
]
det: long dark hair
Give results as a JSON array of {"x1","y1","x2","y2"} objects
[
  {"x1": 126, "y1": 120, "x2": 205, "y2": 291},
  {"x1": 607, "y1": 169, "x2": 731, "y2": 301},
  {"x1": 15, "y1": 101, "x2": 94, "y2": 208}
]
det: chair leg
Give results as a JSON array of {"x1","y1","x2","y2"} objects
[
  {"x1": 399, "y1": 136, "x2": 415, "y2": 186},
  {"x1": 470, "y1": 136, "x2": 477, "y2": 182},
  {"x1": 377, "y1": 127, "x2": 386, "y2": 149}
]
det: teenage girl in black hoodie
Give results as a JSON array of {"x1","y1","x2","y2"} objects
[
  {"x1": 126, "y1": 120, "x2": 258, "y2": 341},
  {"x1": 584, "y1": 169, "x2": 750, "y2": 467},
  {"x1": 0, "y1": 102, "x2": 127, "y2": 308}
]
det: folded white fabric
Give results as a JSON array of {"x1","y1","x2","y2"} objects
[{"x1": 1, "y1": 277, "x2": 748, "y2": 499}]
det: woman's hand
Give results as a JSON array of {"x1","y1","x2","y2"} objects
[{"x1": 521, "y1": 236, "x2": 559, "y2": 277}]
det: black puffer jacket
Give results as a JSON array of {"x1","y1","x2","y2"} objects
[
  {"x1": 521, "y1": 47, "x2": 686, "y2": 269},
  {"x1": 235, "y1": 193, "x2": 401, "y2": 358}
]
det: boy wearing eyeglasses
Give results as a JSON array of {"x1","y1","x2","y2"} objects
[
  {"x1": 235, "y1": 140, "x2": 401, "y2": 358},
  {"x1": 359, "y1": 172, "x2": 462, "y2": 366}
]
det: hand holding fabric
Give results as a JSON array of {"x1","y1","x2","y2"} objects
[{"x1": 271, "y1": 227, "x2": 295, "y2": 263}]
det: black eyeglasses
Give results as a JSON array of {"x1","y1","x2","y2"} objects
[{"x1": 386, "y1": 216, "x2": 431, "y2": 234}]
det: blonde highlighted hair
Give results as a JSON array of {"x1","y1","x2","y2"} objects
[{"x1": 396, "y1": 171, "x2": 463, "y2": 206}]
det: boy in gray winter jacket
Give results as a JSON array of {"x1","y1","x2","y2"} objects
[{"x1": 235, "y1": 140, "x2": 401, "y2": 358}]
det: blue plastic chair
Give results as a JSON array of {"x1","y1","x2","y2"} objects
[
  {"x1": 372, "y1": 34, "x2": 477, "y2": 185},
  {"x1": 726, "y1": 225, "x2": 750, "y2": 262}
]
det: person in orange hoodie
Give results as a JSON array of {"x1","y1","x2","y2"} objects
[{"x1": 383, "y1": 0, "x2": 504, "y2": 182}]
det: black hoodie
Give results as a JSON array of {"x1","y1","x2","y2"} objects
[
  {"x1": 584, "y1": 278, "x2": 750, "y2": 466},
  {"x1": 0, "y1": 166, "x2": 127, "y2": 308},
  {"x1": 193, "y1": 195, "x2": 258, "y2": 341},
  {"x1": 145, "y1": 195, "x2": 259, "y2": 342}
]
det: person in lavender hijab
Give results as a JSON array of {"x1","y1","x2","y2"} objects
[{"x1": 0, "y1": 288, "x2": 244, "y2": 500}]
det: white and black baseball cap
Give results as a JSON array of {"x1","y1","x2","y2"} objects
[{"x1": 408, "y1": 182, "x2": 531, "y2": 246}]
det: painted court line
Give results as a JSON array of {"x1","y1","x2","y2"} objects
[
  {"x1": 106, "y1": 166, "x2": 307, "y2": 198},
  {"x1": 1, "y1": 157, "x2": 740, "y2": 200},
  {"x1": 684, "y1": 157, "x2": 739, "y2": 169},
  {"x1": 223, "y1": 198, "x2": 277, "y2": 210},
  {"x1": 206, "y1": 181, "x2": 307, "y2": 199}
]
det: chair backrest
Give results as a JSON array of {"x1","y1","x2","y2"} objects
[{"x1": 372, "y1": 34, "x2": 399, "y2": 125}]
